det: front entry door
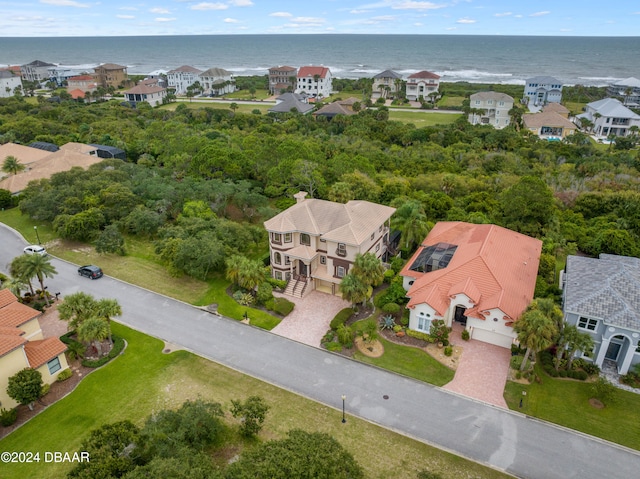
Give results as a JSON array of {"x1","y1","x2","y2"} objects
[
  {"x1": 454, "y1": 306, "x2": 467, "y2": 326},
  {"x1": 299, "y1": 262, "x2": 308, "y2": 277},
  {"x1": 605, "y1": 341, "x2": 622, "y2": 361}
]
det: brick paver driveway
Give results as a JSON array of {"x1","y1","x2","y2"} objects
[
  {"x1": 443, "y1": 323, "x2": 511, "y2": 408},
  {"x1": 271, "y1": 291, "x2": 350, "y2": 346}
]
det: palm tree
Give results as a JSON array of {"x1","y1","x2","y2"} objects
[
  {"x1": 514, "y1": 308, "x2": 558, "y2": 371},
  {"x1": 339, "y1": 273, "x2": 369, "y2": 308},
  {"x1": 2, "y1": 155, "x2": 25, "y2": 176},
  {"x1": 225, "y1": 255, "x2": 244, "y2": 286},
  {"x1": 390, "y1": 200, "x2": 432, "y2": 251},
  {"x1": 95, "y1": 298, "x2": 122, "y2": 345},
  {"x1": 230, "y1": 102, "x2": 239, "y2": 113},
  {"x1": 58, "y1": 291, "x2": 97, "y2": 330},
  {"x1": 352, "y1": 253, "x2": 385, "y2": 291},
  {"x1": 23, "y1": 254, "x2": 57, "y2": 306},
  {"x1": 9, "y1": 255, "x2": 35, "y2": 296},
  {"x1": 556, "y1": 324, "x2": 594, "y2": 370},
  {"x1": 1, "y1": 277, "x2": 27, "y2": 298},
  {"x1": 77, "y1": 316, "x2": 109, "y2": 357}
]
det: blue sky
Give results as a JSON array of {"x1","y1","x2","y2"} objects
[{"x1": 1, "y1": 0, "x2": 639, "y2": 37}]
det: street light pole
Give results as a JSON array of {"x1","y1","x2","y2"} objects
[
  {"x1": 34, "y1": 226, "x2": 41, "y2": 244},
  {"x1": 341, "y1": 395, "x2": 346, "y2": 423}
]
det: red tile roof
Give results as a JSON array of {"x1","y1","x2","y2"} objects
[
  {"x1": 408, "y1": 70, "x2": 440, "y2": 80},
  {"x1": 0, "y1": 301, "x2": 41, "y2": 328},
  {"x1": 69, "y1": 89, "x2": 86, "y2": 99},
  {"x1": 0, "y1": 334, "x2": 27, "y2": 358},
  {"x1": 297, "y1": 66, "x2": 330, "y2": 79},
  {"x1": 69, "y1": 75, "x2": 94, "y2": 81},
  {"x1": 402, "y1": 222, "x2": 541, "y2": 321},
  {"x1": 0, "y1": 289, "x2": 18, "y2": 309},
  {"x1": 24, "y1": 338, "x2": 67, "y2": 369}
]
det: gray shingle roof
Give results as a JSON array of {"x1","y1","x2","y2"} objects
[{"x1": 564, "y1": 254, "x2": 640, "y2": 330}]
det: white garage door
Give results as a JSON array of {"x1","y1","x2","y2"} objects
[{"x1": 471, "y1": 328, "x2": 514, "y2": 348}]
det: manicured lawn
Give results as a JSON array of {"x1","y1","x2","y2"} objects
[
  {"x1": 563, "y1": 101, "x2": 586, "y2": 116},
  {"x1": 437, "y1": 95, "x2": 465, "y2": 108},
  {"x1": 504, "y1": 364, "x2": 640, "y2": 450},
  {"x1": 0, "y1": 323, "x2": 509, "y2": 479},
  {"x1": 223, "y1": 88, "x2": 272, "y2": 100},
  {"x1": 389, "y1": 110, "x2": 462, "y2": 126}
]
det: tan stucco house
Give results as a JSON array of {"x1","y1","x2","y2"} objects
[
  {"x1": 264, "y1": 192, "x2": 395, "y2": 297},
  {"x1": 0, "y1": 289, "x2": 69, "y2": 409}
]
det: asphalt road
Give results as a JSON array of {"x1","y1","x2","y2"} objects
[{"x1": 2, "y1": 223, "x2": 639, "y2": 479}]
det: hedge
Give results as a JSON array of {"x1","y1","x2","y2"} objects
[
  {"x1": 272, "y1": 297, "x2": 294, "y2": 316},
  {"x1": 405, "y1": 329, "x2": 432, "y2": 342},
  {"x1": 330, "y1": 308, "x2": 354, "y2": 330},
  {"x1": 81, "y1": 335, "x2": 125, "y2": 368}
]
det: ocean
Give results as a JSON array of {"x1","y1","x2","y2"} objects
[{"x1": 1, "y1": 34, "x2": 639, "y2": 86}]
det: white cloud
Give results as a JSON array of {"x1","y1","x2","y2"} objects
[
  {"x1": 40, "y1": 0, "x2": 89, "y2": 7},
  {"x1": 155, "y1": 17, "x2": 177, "y2": 22},
  {"x1": 392, "y1": 1, "x2": 447, "y2": 10},
  {"x1": 514, "y1": 14, "x2": 523, "y2": 18},
  {"x1": 116, "y1": 14, "x2": 135, "y2": 19},
  {"x1": 119, "y1": 6, "x2": 137, "y2": 11},
  {"x1": 530, "y1": 11, "x2": 550, "y2": 17},
  {"x1": 228, "y1": 0, "x2": 253, "y2": 6},
  {"x1": 350, "y1": 9, "x2": 370, "y2": 14},
  {"x1": 291, "y1": 16, "x2": 325, "y2": 23},
  {"x1": 269, "y1": 11, "x2": 292, "y2": 17},
  {"x1": 150, "y1": 8, "x2": 170, "y2": 14},
  {"x1": 224, "y1": 18, "x2": 239, "y2": 23},
  {"x1": 191, "y1": 2, "x2": 228, "y2": 10},
  {"x1": 494, "y1": 12, "x2": 512, "y2": 17},
  {"x1": 456, "y1": 17, "x2": 476, "y2": 24}
]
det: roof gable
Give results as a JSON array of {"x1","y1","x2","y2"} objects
[
  {"x1": 408, "y1": 70, "x2": 440, "y2": 80},
  {"x1": 298, "y1": 66, "x2": 330, "y2": 79},
  {"x1": 24, "y1": 338, "x2": 67, "y2": 369},
  {"x1": 0, "y1": 301, "x2": 41, "y2": 328}
]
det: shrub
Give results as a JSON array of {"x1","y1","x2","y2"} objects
[
  {"x1": 266, "y1": 277, "x2": 287, "y2": 291},
  {"x1": 230, "y1": 396, "x2": 270, "y2": 438},
  {"x1": 272, "y1": 297, "x2": 294, "y2": 316},
  {"x1": 322, "y1": 330, "x2": 336, "y2": 344},
  {"x1": 515, "y1": 371, "x2": 522, "y2": 379},
  {"x1": 392, "y1": 324, "x2": 403, "y2": 333},
  {"x1": 336, "y1": 323, "x2": 354, "y2": 347},
  {"x1": 0, "y1": 408, "x2": 18, "y2": 427},
  {"x1": 429, "y1": 320, "x2": 449, "y2": 344},
  {"x1": 559, "y1": 370, "x2": 568, "y2": 378},
  {"x1": 591, "y1": 377, "x2": 617, "y2": 404},
  {"x1": 82, "y1": 335, "x2": 124, "y2": 368},
  {"x1": 406, "y1": 329, "x2": 432, "y2": 342},
  {"x1": 444, "y1": 345, "x2": 453, "y2": 357},
  {"x1": 256, "y1": 282, "x2": 274, "y2": 305},
  {"x1": 461, "y1": 329, "x2": 470, "y2": 341},
  {"x1": 237, "y1": 293, "x2": 255, "y2": 306},
  {"x1": 40, "y1": 383, "x2": 51, "y2": 397},
  {"x1": 330, "y1": 308, "x2": 353, "y2": 330},
  {"x1": 510, "y1": 355, "x2": 524, "y2": 370},
  {"x1": 264, "y1": 298, "x2": 275, "y2": 311},
  {"x1": 383, "y1": 269, "x2": 395, "y2": 283},
  {"x1": 381, "y1": 302, "x2": 401, "y2": 315},
  {"x1": 379, "y1": 314, "x2": 396, "y2": 330},
  {"x1": 361, "y1": 319, "x2": 379, "y2": 343},
  {"x1": 57, "y1": 369, "x2": 73, "y2": 382},
  {"x1": 582, "y1": 362, "x2": 600, "y2": 376},
  {"x1": 325, "y1": 342, "x2": 343, "y2": 352}
]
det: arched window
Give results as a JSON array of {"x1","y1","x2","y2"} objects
[{"x1": 274, "y1": 252, "x2": 281, "y2": 264}]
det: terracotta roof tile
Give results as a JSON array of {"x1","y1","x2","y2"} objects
[
  {"x1": 0, "y1": 301, "x2": 41, "y2": 328},
  {"x1": 408, "y1": 70, "x2": 440, "y2": 80},
  {"x1": 24, "y1": 338, "x2": 67, "y2": 369},
  {"x1": 0, "y1": 289, "x2": 18, "y2": 309},
  {"x1": 0, "y1": 334, "x2": 27, "y2": 358},
  {"x1": 298, "y1": 66, "x2": 330, "y2": 79},
  {"x1": 401, "y1": 222, "x2": 541, "y2": 321}
]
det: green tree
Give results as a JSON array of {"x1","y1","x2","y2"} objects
[
  {"x1": 58, "y1": 292, "x2": 97, "y2": 330},
  {"x1": 225, "y1": 429, "x2": 364, "y2": 479},
  {"x1": 391, "y1": 200, "x2": 432, "y2": 250},
  {"x1": 339, "y1": 272, "x2": 369, "y2": 308},
  {"x1": 230, "y1": 396, "x2": 270, "y2": 437},
  {"x1": 23, "y1": 253, "x2": 57, "y2": 306},
  {"x1": 351, "y1": 252, "x2": 385, "y2": 304},
  {"x1": 95, "y1": 224, "x2": 126, "y2": 255},
  {"x1": 6, "y1": 368, "x2": 43, "y2": 410},
  {"x1": 77, "y1": 316, "x2": 109, "y2": 357},
  {"x1": 9, "y1": 255, "x2": 35, "y2": 295},
  {"x1": 2, "y1": 155, "x2": 25, "y2": 175},
  {"x1": 225, "y1": 254, "x2": 265, "y2": 292},
  {"x1": 95, "y1": 298, "x2": 122, "y2": 346},
  {"x1": 514, "y1": 308, "x2": 558, "y2": 371},
  {"x1": 500, "y1": 176, "x2": 555, "y2": 237}
]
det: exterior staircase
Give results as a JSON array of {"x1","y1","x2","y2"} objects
[{"x1": 284, "y1": 276, "x2": 308, "y2": 298}]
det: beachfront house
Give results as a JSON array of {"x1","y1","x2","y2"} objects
[
  {"x1": 0, "y1": 70, "x2": 22, "y2": 97},
  {"x1": 268, "y1": 92, "x2": 315, "y2": 115},
  {"x1": 66, "y1": 75, "x2": 97, "y2": 95},
  {"x1": 313, "y1": 98, "x2": 360, "y2": 120},
  {"x1": 167, "y1": 65, "x2": 203, "y2": 95},
  {"x1": 199, "y1": 68, "x2": 235, "y2": 96},
  {"x1": 296, "y1": 66, "x2": 332, "y2": 99},
  {"x1": 264, "y1": 191, "x2": 395, "y2": 298},
  {"x1": 0, "y1": 289, "x2": 69, "y2": 410},
  {"x1": 577, "y1": 98, "x2": 640, "y2": 138},
  {"x1": 405, "y1": 71, "x2": 440, "y2": 102},
  {"x1": 372, "y1": 70, "x2": 403, "y2": 99},
  {"x1": 607, "y1": 77, "x2": 640, "y2": 107},
  {"x1": 467, "y1": 92, "x2": 514, "y2": 129},
  {"x1": 93, "y1": 63, "x2": 128, "y2": 89},
  {"x1": 269, "y1": 66, "x2": 297, "y2": 95},
  {"x1": 20, "y1": 60, "x2": 56, "y2": 84},
  {"x1": 523, "y1": 110, "x2": 577, "y2": 140},
  {"x1": 523, "y1": 76, "x2": 563, "y2": 107},
  {"x1": 561, "y1": 254, "x2": 640, "y2": 375},
  {"x1": 123, "y1": 82, "x2": 167, "y2": 108},
  {"x1": 400, "y1": 222, "x2": 541, "y2": 348}
]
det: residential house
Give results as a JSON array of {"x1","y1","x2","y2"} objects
[
  {"x1": 0, "y1": 289, "x2": 69, "y2": 409},
  {"x1": 542, "y1": 102, "x2": 570, "y2": 118},
  {"x1": 199, "y1": 68, "x2": 235, "y2": 96},
  {"x1": 400, "y1": 222, "x2": 542, "y2": 348},
  {"x1": 48, "y1": 65, "x2": 89, "y2": 87},
  {"x1": 405, "y1": 71, "x2": 440, "y2": 102},
  {"x1": 372, "y1": 70, "x2": 403, "y2": 99},
  {"x1": 0, "y1": 70, "x2": 23, "y2": 97},
  {"x1": 66, "y1": 75, "x2": 97, "y2": 94},
  {"x1": 523, "y1": 76, "x2": 563, "y2": 106},
  {"x1": 313, "y1": 98, "x2": 360, "y2": 120},
  {"x1": 268, "y1": 92, "x2": 315, "y2": 114},
  {"x1": 264, "y1": 192, "x2": 395, "y2": 298},
  {"x1": 167, "y1": 65, "x2": 203, "y2": 94},
  {"x1": 0, "y1": 142, "x2": 104, "y2": 194},
  {"x1": 296, "y1": 66, "x2": 332, "y2": 98},
  {"x1": 607, "y1": 77, "x2": 640, "y2": 107},
  {"x1": 20, "y1": 60, "x2": 56, "y2": 83},
  {"x1": 93, "y1": 63, "x2": 128, "y2": 89},
  {"x1": 467, "y1": 92, "x2": 514, "y2": 129},
  {"x1": 561, "y1": 254, "x2": 640, "y2": 375},
  {"x1": 523, "y1": 111, "x2": 577, "y2": 140},
  {"x1": 577, "y1": 98, "x2": 640, "y2": 138},
  {"x1": 124, "y1": 82, "x2": 167, "y2": 108},
  {"x1": 268, "y1": 66, "x2": 297, "y2": 95}
]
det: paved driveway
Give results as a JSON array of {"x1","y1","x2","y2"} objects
[
  {"x1": 443, "y1": 323, "x2": 511, "y2": 408},
  {"x1": 271, "y1": 291, "x2": 350, "y2": 346}
]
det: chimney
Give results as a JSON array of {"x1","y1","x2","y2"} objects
[{"x1": 294, "y1": 191, "x2": 308, "y2": 204}]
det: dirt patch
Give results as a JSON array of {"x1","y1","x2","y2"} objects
[
  {"x1": 354, "y1": 337, "x2": 384, "y2": 358},
  {"x1": 589, "y1": 398, "x2": 605, "y2": 409}
]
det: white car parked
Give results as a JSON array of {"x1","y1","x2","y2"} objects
[{"x1": 23, "y1": 245, "x2": 47, "y2": 255}]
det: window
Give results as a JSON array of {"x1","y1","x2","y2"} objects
[
  {"x1": 284, "y1": 233, "x2": 292, "y2": 243},
  {"x1": 47, "y1": 357, "x2": 61, "y2": 375},
  {"x1": 275, "y1": 271, "x2": 283, "y2": 280},
  {"x1": 337, "y1": 266, "x2": 345, "y2": 278},
  {"x1": 285, "y1": 255, "x2": 290, "y2": 265},
  {"x1": 417, "y1": 313, "x2": 431, "y2": 333},
  {"x1": 272, "y1": 232, "x2": 281, "y2": 243},
  {"x1": 274, "y1": 252, "x2": 282, "y2": 265},
  {"x1": 577, "y1": 317, "x2": 598, "y2": 331},
  {"x1": 320, "y1": 255, "x2": 326, "y2": 265},
  {"x1": 300, "y1": 233, "x2": 310, "y2": 246}
]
